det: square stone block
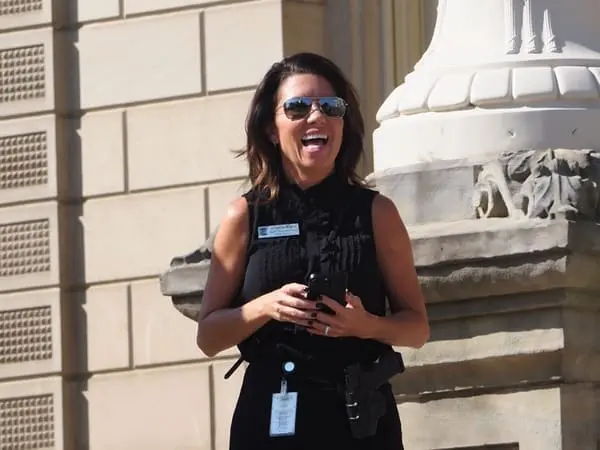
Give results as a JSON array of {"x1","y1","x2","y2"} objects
[
  {"x1": 212, "y1": 359, "x2": 246, "y2": 450},
  {"x1": 0, "y1": 0, "x2": 52, "y2": 32},
  {"x1": 77, "y1": 110, "x2": 125, "y2": 197},
  {"x1": 0, "y1": 29, "x2": 55, "y2": 118},
  {"x1": 84, "y1": 365, "x2": 212, "y2": 449},
  {"x1": 0, "y1": 202, "x2": 60, "y2": 292},
  {"x1": 78, "y1": 284, "x2": 130, "y2": 373},
  {"x1": 76, "y1": 13, "x2": 202, "y2": 109},
  {"x1": 372, "y1": 159, "x2": 477, "y2": 226},
  {"x1": 71, "y1": 0, "x2": 120, "y2": 23},
  {"x1": 204, "y1": 0, "x2": 284, "y2": 91},
  {"x1": 125, "y1": 0, "x2": 244, "y2": 16},
  {"x1": 130, "y1": 278, "x2": 202, "y2": 366},
  {"x1": 0, "y1": 376, "x2": 64, "y2": 450},
  {"x1": 207, "y1": 179, "x2": 247, "y2": 233},
  {"x1": 282, "y1": 1, "x2": 325, "y2": 55},
  {"x1": 0, "y1": 115, "x2": 57, "y2": 206},
  {"x1": 126, "y1": 92, "x2": 251, "y2": 191},
  {"x1": 81, "y1": 187, "x2": 205, "y2": 283},
  {"x1": 399, "y1": 384, "x2": 600, "y2": 450},
  {"x1": 400, "y1": 388, "x2": 561, "y2": 449},
  {"x1": 0, "y1": 289, "x2": 61, "y2": 380}
]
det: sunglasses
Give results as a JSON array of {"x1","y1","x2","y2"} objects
[{"x1": 280, "y1": 96, "x2": 347, "y2": 120}]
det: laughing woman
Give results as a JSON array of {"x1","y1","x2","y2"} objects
[{"x1": 196, "y1": 52, "x2": 429, "y2": 450}]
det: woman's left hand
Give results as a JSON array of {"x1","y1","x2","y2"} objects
[{"x1": 306, "y1": 291, "x2": 375, "y2": 339}]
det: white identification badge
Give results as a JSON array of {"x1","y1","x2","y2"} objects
[
  {"x1": 258, "y1": 224, "x2": 300, "y2": 239},
  {"x1": 269, "y1": 379, "x2": 298, "y2": 437}
]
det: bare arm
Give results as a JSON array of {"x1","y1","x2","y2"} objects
[
  {"x1": 366, "y1": 194, "x2": 430, "y2": 348},
  {"x1": 196, "y1": 197, "x2": 318, "y2": 357}
]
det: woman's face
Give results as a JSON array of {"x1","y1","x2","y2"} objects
[{"x1": 272, "y1": 73, "x2": 344, "y2": 183}]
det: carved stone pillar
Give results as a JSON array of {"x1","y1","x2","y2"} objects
[{"x1": 371, "y1": 1, "x2": 600, "y2": 448}]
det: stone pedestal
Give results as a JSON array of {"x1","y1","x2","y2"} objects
[
  {"x1": 388, "y1": 218, "x2": 600, "y2": 449},
  {"x1": 372, "y1": 0, "x2": 600, "y2": 448}
]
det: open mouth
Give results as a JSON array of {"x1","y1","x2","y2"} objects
[{"x1": 301, "y1": 133, "x2": 329, "y2": 147}]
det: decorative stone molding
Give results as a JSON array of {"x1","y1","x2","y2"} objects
[
  {"x1": 474, "y1": 149, "x2": 600, "y2": 221},
  {"x1": 378, "y1": 65, "x2": 600, "y2": 118},
  {"x1": 159, "y1": 232, "x2": 215, "y2": 322},
  {"x1": 504, "y1": 0, "x2": 559, "y2": 55}
]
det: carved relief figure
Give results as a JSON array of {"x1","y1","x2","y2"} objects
[
  {"x1": 474, "y1": 149, "x2": 600, "y2": 221},
  {"x1": 504, "y1": 0, "x2": 559, "y2": 54}
]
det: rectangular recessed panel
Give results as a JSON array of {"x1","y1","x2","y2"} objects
[
  {"x1": 0, "y1": 0, "x2": 43, "y2": 16},
  {"x1": 0, "y1": 219, "x2": 51, "y2": 277},
  {"x1": 0, "y1": 306, "x2": 52, "y2": 364},
  {"x1": 0, "y1": 44, "x2": 45, "y2": 104},
  {"x1": 0, "y1": 394, "x2": 54, "y2": 449},
  {"x1": 0, "y1": 131, "x2": 48, "y2": 190}
]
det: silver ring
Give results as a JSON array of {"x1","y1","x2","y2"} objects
[{"x1": 325, "y1": 326, "x2": 330, "y2": 336}]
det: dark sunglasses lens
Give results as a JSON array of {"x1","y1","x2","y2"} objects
[
  {"x1": 320, "y1": 98, "x2": 346, "y2": 118},
  {"x1": 283, "y1": 98, "x2": 312, "y2": 119}
]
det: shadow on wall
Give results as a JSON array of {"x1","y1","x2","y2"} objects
[{"x1": 53, "y1": 1, "x2": 90, "y2": 448}]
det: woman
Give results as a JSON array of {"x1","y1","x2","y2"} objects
[{"x1": 196, "y1": 52, "x2": 429, "y2": 450}]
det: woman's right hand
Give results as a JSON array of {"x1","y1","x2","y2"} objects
[{"x1": 256, "y1": 283, "x2": 318, "y2": 327}]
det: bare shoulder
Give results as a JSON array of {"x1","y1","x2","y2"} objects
[
  {"x1": 216, "y1": 196, "x2": 249, "y2": 240},
  {"x1": 372, "y1": 193, "x2": 408, "y2": 236},
  {"x1": 223, "y1": 196, "x2": 249, "y2": 228}
]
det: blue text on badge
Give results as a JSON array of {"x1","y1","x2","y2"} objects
[{"x1": 258, "y1": 224, "x2": 300, "y2": 239}]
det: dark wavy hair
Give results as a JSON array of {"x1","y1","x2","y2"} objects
[{"x1": 237, "y1": 52, "x2": 366, "y2": 201}]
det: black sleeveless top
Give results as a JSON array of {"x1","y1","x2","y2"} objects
[{"x1": 235, "y1": 172, "x2": 391, "y2": 367}]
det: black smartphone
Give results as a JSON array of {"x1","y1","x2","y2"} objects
[{"x1": 306, "y1": 272, "x2": 348, "y2": 313}]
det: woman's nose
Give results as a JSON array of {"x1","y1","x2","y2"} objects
[{"x1": 306, "y1": 103, "x2": 326, "y2": 123}]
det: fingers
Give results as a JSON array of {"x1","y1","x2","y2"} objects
[
  {"x1": 275, "y1": 303, "x2": 317, "y2": 326},
  {"x1": 274, "y1": 292, "x2": 318, "y2": 323},
  {"x1": 307, "y1": 321, "x2": 339, "y2": 338},
  {"x1": 280, "y1": 283, "x2": 308, "y2": 296},
  {"x1": 317, "y1": 296, "x2": 346, "y2": 314},
  {"x1": 344, "y1": 291, "x2": 364, "y2": 309}
]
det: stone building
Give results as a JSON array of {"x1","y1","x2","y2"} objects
[{"x1": 1, "y1": 0, "x2": 599, "y2": 449}]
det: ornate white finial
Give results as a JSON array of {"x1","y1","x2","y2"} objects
[{"x1": 373, "y1": 0, "x2": 600, "y2": 171}]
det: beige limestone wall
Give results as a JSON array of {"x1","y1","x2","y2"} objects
[
  {"x1": 0, "y1": 2, "x2": 65, "y2": 449},
  {"x1": 0, "y1": 0, "x2": 326, "y2": 449}
]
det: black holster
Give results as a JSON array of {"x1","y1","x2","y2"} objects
[{"x1": 343, "y1": 349, "x2": 405, "y2": 439}]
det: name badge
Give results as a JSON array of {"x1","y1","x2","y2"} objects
[
  {"x1": 269, "y1": 379, "x2": 297, "y2": 437},
  {"x1": 258, "y1": 224, "x2": 300, "y2": 239}
]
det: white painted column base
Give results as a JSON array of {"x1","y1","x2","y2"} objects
[{"x1": 373, "y1": 0, "x2": 600, "y2": 170}]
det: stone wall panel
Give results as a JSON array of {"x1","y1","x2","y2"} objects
[
  {"x1": 0, "y1": 0, "x2": 51, "y2": 32},
  {"x1": 204, "y1": 0, "x2": 284, "y2": 91},
  {"x1": 83, "y1": 365, "x2": 211, "y2": 449},
  {"x1": 0, "y1": 29, "x2": 54, "y2": 118},
  {"x1": 0, "y1": 289, "x2": 61, "y2": 380},
  {"x1": 78, "y1": 284, "x2": 130, "y2": 373},
  {"x1": 80, "y1": 188, "x2": 205, "y2": 283},
  {"x1": 78, "y1": 110, "x2": 125, "y2": 197},
  {"x1": 0, "y1": 202, "x2": 59, "y2": 292},
  {"x1": 130, "y1": 278, "x2": 202, "y2": 366},
  {"x1": 0, "y1": 116, "x2": 57, "y2": 205},
  {"x1": 125, "y1": 0, "x2": 247, "y2": 16},
  {"x1": 0, "y1": 377, "x2": 64, "y2": 450},
  {"x1": 72, "y1": 0, "x2": 121, "y2": 23},
  {"x1": 126, "y1": 92, "x2": 251, "y2": 191},
  {"x1": 77, "y1": 13, "x2": 203, "y2": 109}
]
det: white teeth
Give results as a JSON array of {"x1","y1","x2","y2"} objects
[{"x1": 303, "y1": 134, "x2": 328, "y2": 140}]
